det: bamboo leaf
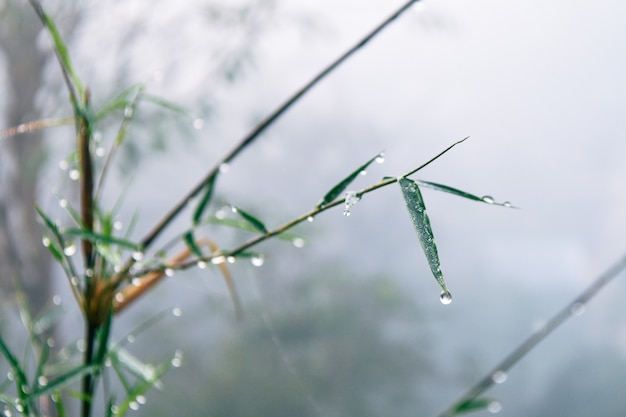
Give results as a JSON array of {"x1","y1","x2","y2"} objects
[
  {"x1": 316, "y1": 152, "x2": 383, "y2": 208},
  {"x1": 63, "y1": 228, "x2": 142, "y2": 250},
  {"x1": 183, "y1": 232, "x2": 204, "y2": 258},
  {"x1": 415, "y1": 180, "x2": 516, "y2": 208},
  {"x1": 31, "y1": 364, "x2": 99, "y2": 397},
  {"x1": 206, "y1": 217, "x2": 302, "y2": 241},
  {"x1": 451, "y1": 398, "x2": 493, "y2": 415},
  {"x1": 96, "y1": 84, "x2": 145, "y2": 119},
  {"x1": 398, "y1": 177, "x2": 449, "y2": 293},
  {"x1": 193, "y1": 172, "x2": 218, "y2": 225},
  {"x1": 231, "y1": 206, "x2": 267, "y2": 234}
]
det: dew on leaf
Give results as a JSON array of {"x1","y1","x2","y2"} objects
[
  {"x1": 69, "y1": 169, "x2": 80, "y2": 180},
  {"x1": 63, "y1": 241, "x2": 76, "y2": 256},
  {"x1": 440, "y1": 290, "x2": 452, "y2": 305},
  {"x1": 481, "y1": 195, "x2": 495, "y2": 204},
  {"x1": 307, "y1": 216, "x2": 314, "y2": 222},
  {"x1": 292, "y1": 237, "x2": 305, "y2": 248},
  {"x1": 375, "y1": 153, "x2": 385, "y2": 164},
  {"x1": 164, "y1": 268, "x2": 175, "y2": 277},
  {"x1": 491, "y1": 370, "x2": 507, "y2": 384},
  {"x1": 251, "y1": 255, "x2": 265, "y2": 267},
  {"x1": 219, "y1": 163, "x2": 230, "y2": 173},
  {"x1": 131, "y1": 251, "x2": 144, "y2": 261},
  {"x1": 488, "y1": 401, "x2": 502, "y2": 414},
  {"x1": 197, "y1": 260, "x2": 207, "y2": 269}
]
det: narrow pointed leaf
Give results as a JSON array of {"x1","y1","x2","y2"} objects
[
  {"x1": 183, "y1": 232, "x2": 204, "y2": 257},
  {"x1": 415, "y1": 179, "x2": 515, "y2": 207},
  {"x1": 398, "y1": 177, "x2": 448, "y2": 292},
  {"x1": 206, "y1": 217, "x2": 302, "y2": 241},
  {"x1": 231, "y1": 206, "x2": 267, "y2": 234},
  {"x1": 31, "y1": 364, "x2": 99, "y2": 397},
  {"x1": 63, "y1": 228, "x2": 142, "y2": 250},
  {"x1": 193, "y1": 172, "x2": 218, "y2": 225},
  {"x1": 96, "y1": 84, "x2": 145, "y2": 119},
  {"x1": 451, "y1": 398, "x2": 493, "y2": 415},
  {"x1": 316, "y1": 152, "x2": 382, "y2": 208}
]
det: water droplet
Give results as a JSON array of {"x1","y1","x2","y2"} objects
[
  {"x1": 52, "y1": 295, "x2": 62, "y2": 305},
  {"x1": 193, "y1": 118, "x2": 205, "y2": 130},
  {"x1": 197, "y1": 260, "x2": 207, "y2": 269},
  {"x1": 20, "y1": 385, "x2": 29, "y2": 394},
  {"x1": 488, "y1": 401, "x2": 502, "y2": 414},
  {"x1": 503, "y1": 201, "x2": 512, "y2": 208},
  {"x1": 126, "y1": 334, "x2": 136, "y2": 343},
  {"x1": 69, "y1": 169, "x2": 80, "y2": 180},
  {"x1": 481, "y1": 195, "x2": 495, "y2": 204},
  {"x1": 131, "y1": 278, "x2": 142, "y2": 287},
  {"x1": 4, "y1": 405, "x2": 13, "y2": 417},
  {"x1": 227, "y1": 256, "x2": 236, "y2": 264},
  {"x1": 211, "y1": 256, "x2": 226, "y2": 265},
  {"x1": 164, "y1": 268, "x2": 175, "y2": 277},
  {"x1": 230, "y1": 206, "x2": 238, "y2": 214},
  {"x1": 343, "y1": 209, "x2": 351, "y2": 217},
  {"x1": 76, "y1": 339, "x2": 86, "y2": 352},
  {"x1": 136, "y1": 395, "x2": 147, "y2": 405},
  {"x1": 129, "y1": 401, "x2": 139, "y2": 411},
  {"x1": 42, "y1": 236, "x2": 51, "y2": 247},
  {"x1": 124, "y1": 106, "x2": 134, "y2": 118},
  {"x1": 570, "y1": 302, "x2": 586, "y2": 316},
  {"x1": 219, "y1": 163, "x2": 230, "y2": 173},
  {"x1": 171, "y1": 350, "x2": 183, "y2": 367},
  {"x1": 172, "y1": 307, "x2": 182, "y2": 317},
  {"x1": 215, "y1": 208, "x2": 227, "y2": 219},
  {"x1": 59, "y1": 198, "x2": 68, "y2": 208},
  {"x1": 251, "y1": 255, "x2": 265, "y2": 267},
  {"x1": 375, "y1": 153, "x2": 385, "y2": 164},
  {"x1": 37, "y1": 376, "x2": 48, "y2": 387},
  {"x1": 113, "y1": 220, "x2": 123, "y2": 230},
  {"x1": 491, "y1": 370, "x2": 507, "y2": 384},
  {"x1": 440, "y1": 290, "x2": 452, "y2": 305},
  {"x1": 95, "y1": 147, "x2": 106, "y2": 157},
  {"x1": 343, "y1": 191, "x2": 361, "y2": 216},
  {"x1": 86, "y1": 268, "x2": 94, "y2": 277},
  {"x1": 360, "y1": 170, "x2": 367, "y2": 176},
  {"x1": 6, "y1": 371, "x2": 14, "y2": 381},
  {"x1": 292, "y1": 237, "x2": 305, "y2": 248},
  {"x1": 63, "y1": 241, "x2": 76, "y2": 256},
  {"x1": 14, "y1": 404, "x2": 23, "y2": 413},
  {"x1": 115, "y1": 293, "x2": 125, "y2": 303},
  {"x1": 93, "y1": 131, "x2": 103, "y2": 142},
  {"x1": 46, "y1": 337, "x2": 55, "y2": 348},
  {"x1": 131, "y1": 251, "x2": 144, "y2": 261},
  {"x1": 70, "y1": 276, "x2": 79, "y2": 286},
  {"x1": 110, "y1": 405, "x2": 119, "y2": 415},
  {"x1": 307, "y1": 216, "x2": 314, "y2": 222},
  {"x1": 59, "y1": 160, "x2": 69, "y2": 171}
]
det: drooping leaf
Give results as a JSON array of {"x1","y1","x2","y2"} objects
[
  {"x1": 316, "y1": 152, "x2": 382, "y2": 208},
  {"x1": 63, "y1": 228, "x2": 142, "y2": 251},
  {"x1": 231, "y1": 206, "x2": 267, "y2": 234},
  {"x1": 398, "y1": 177, "x2": 448, "y2": 292},
  {"x1": 451, "y1": 398, "x2": 494, "y2": 415},
  {"x1": 183, "y1": 232, "x2": 204, "y2": 258},
  {"x1": 193, "y1": 172, "x2": 218, "y2": 225},
  {"x1": 415, "y1": 180, "x2": 516, "y2": 208}
]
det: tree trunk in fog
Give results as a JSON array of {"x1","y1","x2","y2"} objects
[{"x1": 0, "y1": 2, "x2": 51, "y2": 315}]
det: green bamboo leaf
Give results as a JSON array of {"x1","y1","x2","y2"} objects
[
  {"x1": 193, "y1": 172, "x2": 218, "y2": 225},
  {"x1": 451, "y1": 398, "x2": 494, "y2": 415},
  {"x1": 183, "y1": 232, "x2": 204, "y2": 257},
  {"x1": 96, "y1": 84, "x2": 145, "y2": 119},
  {"x1": 398, "y1": 177, "x2": 450, "y2": 296},
  {"x1": 231, "y1": 206, "x2": 267, "y2": 234},
  {"x1": 43, "y1": 238, "x2": 64, "y2": 262},
  {"x1": 316, "y1": 152, "x2": 383, "y2": 208},
  {"x1": 63, "y1": 228, "x2": 142, "y2": 250},
  {"x1": 415, "y1": 180, "x2": 516, "y2": 208},
  {"x1": 206, "y1": 217, "x2": 302, "y2": 241},
  {"x1": 31, "y1": 364, "x2": 98, "y2": 397},
  {"x1": 115, "y1": 361, "x2": 171, "y2": 416},
  {"x1": 108, "y1": 347, "x2": 163, "y2": 388},
  {"x1": 142, "y1": 94, "x2": 189, "y2": 116}
]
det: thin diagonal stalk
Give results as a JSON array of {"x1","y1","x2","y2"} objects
[
  {"x1": 436, "y1": 251, "x2": 626, "y2": 417},
  {"x1": 138, "y1": 0, "x2": 423, "y2": 253}
]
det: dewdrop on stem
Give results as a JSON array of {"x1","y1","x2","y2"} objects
[
  {"x1": 343, "y1": 191, "x2": 360, "y2": 216},
  {"x1": 440, "y1": 290, "x2": 452, "y2": 305}
]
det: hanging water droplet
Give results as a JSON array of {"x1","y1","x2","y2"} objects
[
  {"x1": 230, "y1": 206, "x2": 238, "y2": 214},
  {"x1": 70, "y1": 276, "x2": 79, "y2": 286},
  {"x1": 375, "y1": 153, "x2": 385, "y2": 164},
  {"x1": 131, "y1": 251, "x2": 144, "y2": 261},
  {"x1": 211, "y1": 255, "x2": 226, "y2": 265},
  {"x1": 6, "y1": 371, "x2": 14, "y2": 381},
  {"x1": 503, "y1": 201, "x2": 512, "y2": 208},
  {"x1": 124, "y1": 106, "x2": 134, "y2": 118},
  {"x1": 227, "y1": 256, "x2": 236, "y2": 264},
  {"x1": 59, "y1": 160, "x2": 68, "y2": 171},
  {"x1": 491, "y1": 370, "x2": 507, "y2": 384},
  {"x1": 110, "y1": 405, "x2": 119, "y2": 415},
  {"x1": 193, "y1": 118, "x2": 205, "y2": 130},
  {"x1": 113, "y1": 220, "x2": 123, "y2": 230},
  {"x1": 95, "y1": 147, "x2": 106, "y2": 157},
  {"x1": 440, "y1": 290, "x2": 453, "y2": 305},
  {"x1": 93, "y1": 131, "x2": 102, "y2": 143},
  {"x1": 164, "y1": 268, "x2": 175, "y2": 277},
  {"x1": 126, "y1": 334, "x2": 136, "y2": 343},
  {"x1": 86, "y1": 268, "x2": 94, "y2": 277},
  {"x1": 219, "y1": 163, "x2": 230, "y2": 173},
  {"x1": 4, "y1": 405, "x2": 12, "y2": 417},
  {"x1": 488, "y1": 401, "x2": 502, "y2": 414},
  {"x1": 292, "y1": 237, "x2": 305, "y2": 248},
  {"x1": 42, "y1": 236, "x2": 51, "y2": 247},
  {"x1": 14, "y1": 404, "x2": 23, "y2": 413},
  {"x1": 360, "y1": 170, "x2": 367, "y2": 176},
  {"x1": 37, "y1": 376, "x2": 48, "y2": 387},
  {"x1": 171, "y1": 350, "x2": 183, "y2": 367},
  {"x1": 131, "y1": 278, "x2": 143, "y2": 287},
  {"x1": 197, "y1": 260, "x2": 207, "y2": 269},
  {"x1": 115, "y1": 293, "x2": 125, "y2": 303},
  {"x1": 343, "y1": 191, "x2": 361, "y2": 217},
  {"x1": 52, "y1": 295, "x2": 62, "y2": 305},
  {"x1": 63, "y1": 241, "x2": 77, "y2": 256},
  {"x1": 215, "y1": 208, "x2": 227, "y2": 219},
  {"x1": 76, "y1": 339, "x2": 86, "y2": 352},
  {"x1": 172, "y1": 307, "x2": 182, "y2": 317},
  {"x1": 20, "y1": 385, "x2": 29, "y2": 394},
  {"x1": 129, "y1": 401, "x2": 139, "y2": 411},
  {"x1": 570, "y1": 302, "x2": 586, "y2": 316},
  {"x1": 59, "y1": 198, "x2": 68, "y2": 208},
  {"x1": 136, "y1": 395, "x2": 147, "y2": 405},
  {"x1": 46, "y1": 337, "x2": 55, "y2": 348},
  {"x1": 251, "y1": 255, "x2": 265, "y2": 267},
  {"x1": 69, "y1": 169, "x2": 80, "y2": 180},
  {"x1": 307, "y1": 216, "x2": 314, "y2": 222},
  {"x1": 481, "y1": 195, "x2": 495, "y2": 204}
]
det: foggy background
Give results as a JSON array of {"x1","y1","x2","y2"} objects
[{"x1": 1, "y1": 0, "x2": 626, "y2": 416}]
